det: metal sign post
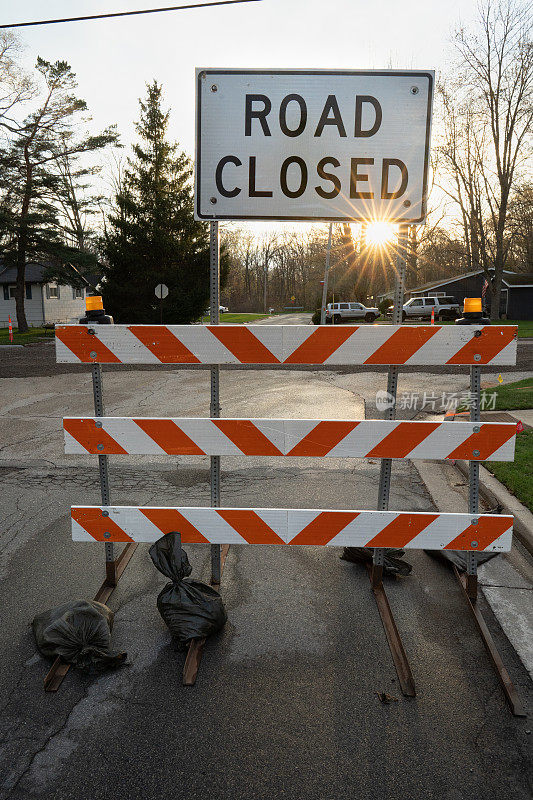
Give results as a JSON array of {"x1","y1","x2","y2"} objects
[
  {"x1": 467, "y1": 364, "x2": 481, "y2": 600},
  {"x1": 155, "y1": 283, "x2": 169, "y2": 325},
  {"x1": 320, "y1": 223, "x2": 333, "y2": 325},
  {"x1": 91, "y1": 364, "x2": 114, "y2": 573},
  {"x1": 209, "y1": 221, "x2": 222, "y2": 584},
  {"x1": 370, "y1": 223, "x2": 415, "y2": 697}
]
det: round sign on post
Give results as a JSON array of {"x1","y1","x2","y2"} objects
[{"x1": 155, "y1": 284, "x2": 169, "y2": 299}]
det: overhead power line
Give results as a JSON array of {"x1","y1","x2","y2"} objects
[{"x1": 0, "y1": 0, "x2": 262, "y2": 29}]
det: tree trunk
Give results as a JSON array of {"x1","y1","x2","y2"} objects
[{"x1": 16, "y1": 148, "x2": 32, "y2": 332}]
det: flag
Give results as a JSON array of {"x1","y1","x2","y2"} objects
[{"x1": 482, "y1": 278, "x2": 489, "y2": 298}]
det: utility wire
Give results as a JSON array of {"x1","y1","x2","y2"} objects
[{"x1": 0, "y1": 0, "x2": 262, "y2": 29}]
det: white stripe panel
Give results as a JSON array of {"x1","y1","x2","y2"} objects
[
  {"x1": 64, "y1": 429, "x2": 86, "y2": 454},
  {"x1": 55, "y1": 337, "x2": 78, "y2": 363},
  {"x1": 108, "y1": 327, "x2": 162, "y2": 363},
  {"x1": 249, "y1": 508, "x2": 289, "y2": 541},
  {"x1": 496, "y1": 339, "x2": 518, "y2": 365},
  {"x1": 178, "y1": 420, "x2": 242, "y2": 455},
  {"x1": 484, "y1": 528, "x2": 514, "y2": 552},
  {"x1": 71, "y1": 507, "x2": 514, "y2": 550},
  {"x1": 176, "y1": 327, "x2": 239, "y2": 363},
  {"x1": 109, "y1": 420, "x2": 168, "y2": 454},
  {"x1": 281, "y1": 327, "x2": 317, "y2": 360},
  {"x1": 322, "y1": 511, "x2": 397, "y2": 546},
  {"x1": 72, "y1": 519, "x2": 95, "y2": 541},
  {"x1": 249, "y1": 420, "x2": 286, "y2": 452},
  {"x1": 56, "y1": 325, "x2": 517, "y2": 365},
  {"x1": 490, "y1": 438, "x2": 516, "y2": 461},
  {"x1": 404, "y1": 327, "x2": 462, "y2": 366},
  {"x1": 245, "y1": 327, "x2": 285, "y2": 361},
  {"x1": 282, "y1": 420, "x2": 324, "y2": 452},
  {"x1": 180, "y1": 508, "x2": 249, "y2": 543},
  {"x1": 326, "y1": 420, "x2": 396, "y2": 457},
  {"x1": 406, "y1": 423, "x2": 473, "y2": 460},
  {"x1": 324, "y1": 326, "x2": 396, "y2": 365}
]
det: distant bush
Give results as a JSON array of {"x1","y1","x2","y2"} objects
[
  {"x1": 312, "y1": 308, "x2": 321, "y2": 325},
  {"x1": 378, "y1": 298, "x2": 392, "y2": 315}
]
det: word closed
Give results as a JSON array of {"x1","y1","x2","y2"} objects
[{"x1": 196, "y1": 70, "x2": 434, "y2": 222}]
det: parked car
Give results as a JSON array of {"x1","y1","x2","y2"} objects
[
  {"x1": 204, "y1": 306, "x2": 229, "y2": 314},
  {"x1": 325, "y1": 301, "x2": 380, "y2": 324},
  {"x1": 387, "y1": 296, "x2": 461, "y2": 321}
]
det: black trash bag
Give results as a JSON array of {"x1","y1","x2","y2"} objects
[
  {"x1": 32, "y1": 600, "x2": 127, "y2": 672},
  {"x1": 149, "y1": 532, "x2": 227, "y2": 649},
  {"x1": 341, "y1": 547, "x2": 412, "y2": 577}
]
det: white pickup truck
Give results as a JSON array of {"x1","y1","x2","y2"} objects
[
  {"x1": 325, "y1": 302, "x2": 380, "y2": 324},
  {"x1": 388, "y1": 296, "x2": 461, "y2": 321}
]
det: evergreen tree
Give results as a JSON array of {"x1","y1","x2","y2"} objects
[{"x1": 102, "y1": 81, "x2": 220, "y2": 323}]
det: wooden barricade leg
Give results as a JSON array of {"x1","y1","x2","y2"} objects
[{"x1": 44, "y1": 364, "x2": 138, "y2": 692}]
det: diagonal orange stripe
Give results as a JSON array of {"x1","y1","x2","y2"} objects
[
  {"x1": 289, "y1": 511, "x2": 359, "y2": 545},
  {"x1": 64, "y1": 419, "x2": 128, "y2": 454},
  {"x1": 287, "y1": 421, "x2": 360, "y2": 456},
  {"x1": 446, "y1": 327, "x2": 516, "y2": 365},
  {"x1": 444, "y1": 516, "x2": 512, "y2": 550},
  {"x1": 446, "y1": 423, "x2": 516, "y2": 460},
  {"x1": 212, "y1": 420, "x2": 282, "y2": 455},
  {"x1": 283, "y1": 327, "x2": 356, "y2": 364},
  {"x1": 366, "y1": 422, "x2": 440, "y2": 458},
  {"x1": 365, "y1": 513, "x2": 439, "y2": 548},
  {"x1": 364, "y1": 326, "x2": 440, "y2": 365},
  {"x1": 56, "y1": 326, "x2": 121, "y2": 363},
  {"x1": 216, "y1": 510, "x2": 285, "y2": 543},
  {"x1": 207, "y1": 327, "x2": 280, "y2": 364},
  {"x1": 72, "y1": 507, "x2": 134, "y2": 542},
  {"x1": 128, "y1": 326, "x2": 201, "y2": 363},
  {"x1": 140, "y1": 509, "x2": 210, "y2": 543},
  {"x1": 133, "y1": 419, "x2": 206, "y2": 455}
]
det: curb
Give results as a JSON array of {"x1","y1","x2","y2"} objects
[{"x1": 455, "y1": 458, "x2": 533, "y2": 556}]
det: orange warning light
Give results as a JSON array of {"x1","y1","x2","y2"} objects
[
  {"x1": 86, "y1": 295, "x2": 103, "y2": 311},
  {"x1": 463, "y1": 298, "x2": 482, "y2": 314}
]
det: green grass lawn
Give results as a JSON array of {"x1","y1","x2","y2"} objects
[
  {"x1": 0, "y1": 326, "x2": 55, "y2": 345},
  {"x1": 484, "y1": 429, "x2": 533, "y2": 512},
  {"x1": 200, "y1": 313, "x2": 270, "y2": 324},
  {"x1": 486, "y1": 377, "x2": 533, "y2": 411}
]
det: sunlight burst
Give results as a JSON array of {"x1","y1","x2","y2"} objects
[{"x1": 365, "y1": 221, "x2": 396, "y2": 248}]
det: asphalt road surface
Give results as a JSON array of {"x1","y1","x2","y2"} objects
[{"x1": 0, "y1": 316, "x2": 531, "y2": 800}]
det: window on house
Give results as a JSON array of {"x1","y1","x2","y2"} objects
[
  {"x1": 47, "y1": 284, "x2": 59, "y2": 299},
  {"x1": 72, "y1": 287, "x2": 84, "y2": 299},
  {"x1": 9, "y1": 286, "x2": 16, "y2": 298},
  {"x1": 2, "y1": 286, "x2": 8, "y2": 300},
  {"x1": 26, "y1": 284, "x2": 32, "y2": 300}
]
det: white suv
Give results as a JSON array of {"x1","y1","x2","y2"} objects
[
  {"x1": 325, "y1": 302, "x2": 380, "y2": 324},
  {"x1": 388, "y1": 296, "x2": 461, "y2": 321}
]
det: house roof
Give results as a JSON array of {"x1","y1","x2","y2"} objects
[
  {"x1": 0, "y1": 261, "x2": 91, "y2": 286},
  {"x1": 407, "y1": 269, "x2": 533, "y2": 293}
]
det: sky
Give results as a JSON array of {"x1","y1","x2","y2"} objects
[{"x1": 1, "y1": 0, "x2": 480, "y2": 157}]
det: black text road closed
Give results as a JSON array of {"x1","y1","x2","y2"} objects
[{"x1": 195, "y1": 70, "x2": 434, "y2": 223}]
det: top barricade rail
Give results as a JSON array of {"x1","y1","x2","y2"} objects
[{"x1": 55, "y1": 324, "x2": 517, "y2": 366}]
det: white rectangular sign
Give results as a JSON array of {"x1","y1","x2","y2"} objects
[{"x1": 195, "y1": 69, "x2": 434, "y2": 222}]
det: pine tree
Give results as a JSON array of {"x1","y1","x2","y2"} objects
[{"x1": 102, "y1": 81, "x2": 219, "y2": 324}]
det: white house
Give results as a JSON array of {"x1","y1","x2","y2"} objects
[{"x1": 0, "y1": 262, "x2": 90, "y2": 327}]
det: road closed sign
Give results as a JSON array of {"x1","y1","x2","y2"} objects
[{"x1": 195, "y1": 69, "x2": 434, "y2": 223}]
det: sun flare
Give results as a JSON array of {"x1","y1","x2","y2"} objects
[{"x1": 365, "y1": 221, "x2": 396, "y2": 248}]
